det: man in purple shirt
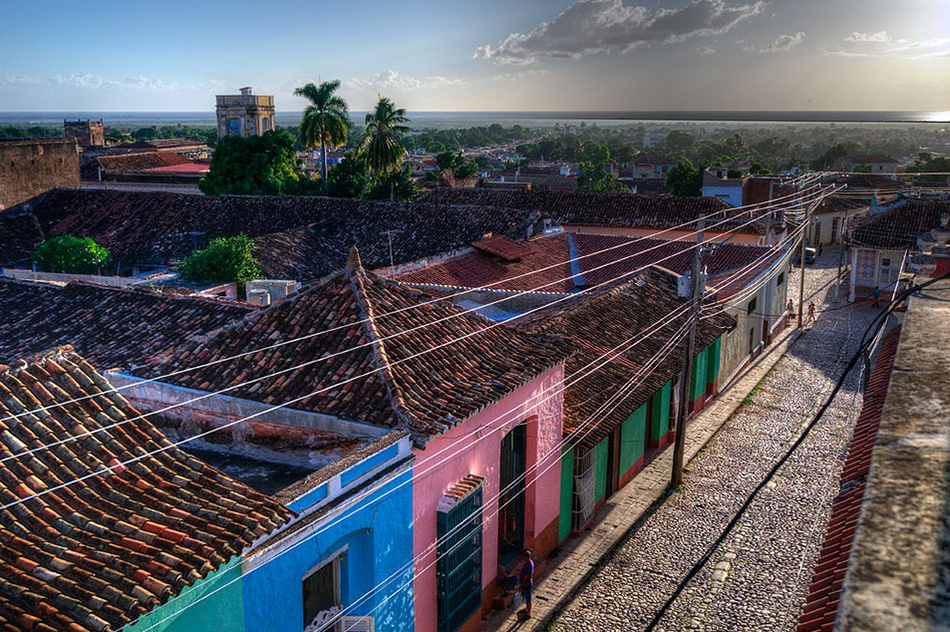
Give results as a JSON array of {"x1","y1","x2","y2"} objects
[{"x1": 517, "y1": 549, "x2": 535, "y2": 620}]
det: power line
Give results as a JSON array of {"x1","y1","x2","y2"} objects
[{"x1": 0, "y1": 178, "x2": 827, "y2": 427}]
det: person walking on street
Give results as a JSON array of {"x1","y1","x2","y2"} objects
[
  {"x1": 516, "y1": 549, "x2": 535, "y2": 620},
  {"x1": 787, "y1": 299, "x2": 795, "y2": 321},
  {"x1": 806, "y1": 302, "x2": 816, "y2": 325},
  {"x1": 872, "y1": 285, "x2": 881, "y2": 309}
]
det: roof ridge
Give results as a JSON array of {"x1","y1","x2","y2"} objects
[{"x1": 345, "y1": 268, "x2": 419, "y2": 439}]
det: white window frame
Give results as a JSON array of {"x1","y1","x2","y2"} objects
[{"x1": 303, "y1": 545, "x2": 348, "y2": 632}]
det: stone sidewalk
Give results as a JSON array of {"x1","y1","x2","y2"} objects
[{"x1": 483, "y1": 324, "x2": 803, "y2": 632}]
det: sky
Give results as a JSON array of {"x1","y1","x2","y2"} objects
[{"x1": 1, "y1": 0, "x2": 948, "y2": 112}]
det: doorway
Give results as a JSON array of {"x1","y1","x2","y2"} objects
[{"x1": 498, "y1": 423, "x2": 527, "y2": 566}]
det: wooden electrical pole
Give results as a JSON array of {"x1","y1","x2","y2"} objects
[{"x1": 671, "y1": 218, "x2": 704, "y2": 488}]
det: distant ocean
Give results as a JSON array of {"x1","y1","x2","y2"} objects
[{"x1": 1, "y1": 110, "x2": 947, "y2": 128}]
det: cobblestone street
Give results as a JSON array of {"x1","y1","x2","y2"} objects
[{"x1": 549, "y1": 250, "x2": 879, "y2": 631}]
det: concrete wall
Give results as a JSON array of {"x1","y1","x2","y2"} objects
[
  {"x1": 411, "y1": 366, "x2": 564, "y2": 632},
  {"x1": 0, "y1": 140, "x2": 80, "y2": 210},
  {"x1": 3, "y1": 268, "x2": 148, "y2": 287},
  {"x1": 126, "y1": 557, "x2": 246, "y2": 632},
  {"x1": 242, "y1": 467, "x2": 415, "y2": 632},
  {"x1": 702, "y1": 185, "x2": 744, "y2": 208},
  {"x1": 718, "y1": 258, "x2": 790, "y2": 386}
]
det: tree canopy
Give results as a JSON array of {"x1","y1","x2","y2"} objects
[
  {"x1": 666, "y1": 158, "x2": 703, "y2": 197},
  {"x1": 358, "y1": 97, "x2": 410, "y2": 177},
  {"x1": 178, "y1": 235, "x2": 261, "y2": 288},
  {"x1": 576, "y1": 161, "x2": 628, "y2": 194},
  {"x1": 295, "y1": 80, "x2": 350, "y2": 183},
  {"x1": 32, "y1": 236, "x2": 109, "y2": 274},
  {"x1": 199, "y1": 130, "x2": 304, "y2": 195}
]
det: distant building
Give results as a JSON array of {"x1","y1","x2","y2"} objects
[
  {"x1": 642, "y1": 131, "x2": 668, "y2": 149},
  {"x1": 835, "y1": 154, "x2": 898, "y2": 175},
  {"x1": 625, "y1": 155, "x2": 676, "y2": 181},
  {"x1": 216, "y1": 86, "x2": 276, "y2": 138},
  {"x1": 702, "y1": 166, "x2": 745, "y2": 207},
  {"x1": 63, "y1": 119, "x2": 105, "y2": 147},
  {"x1": 0, "y1": 139, "x2": 80, "y2": 210}
]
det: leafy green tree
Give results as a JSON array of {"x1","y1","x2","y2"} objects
[
  {"x1": 749, "y1": 162, "x2": 769, "y2": 175},
  {"x1": 664, "y1": 130, "x2": 696, "y2": 153},
  {"x1": 199, "y1": 130, "x2": 303, "y2": 195},
  {"x1": 809, "y1": 142, "x2": 860, "y2": 171},
  {"x1": 295, "y1": 80, "x2": 351, "y2": 184},
  {"x1": 474, "y1": 154, "x2": 492, "y2": 170},
  {"x1": 667, "y1": 158, "x2": 703, "y2": 197},
  {"x1": 32, "y1": 235, "x2": 109, "y2": 274},
  {"x1": 576, "y1": 161, "x2": 628, "y2": 194},
  {"x1": 366, "y1": 165, "x2": 421, "y2": 202},
  {"x1": 358, "y1": 97, "x2": 410, "y2": 195},
  {"x1": 320, "y1": 151, "x2": 369, "y2": 198},
  {"x1": 178, "y1": 235, "x2": 261, "y2": 293},
  {"x1": 436, "y1": 150, "x2": 459, "y2": 172}
]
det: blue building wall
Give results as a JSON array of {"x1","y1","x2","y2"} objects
[{"x1": 242, "y1": 467, "x2": 415, "y2": 632}]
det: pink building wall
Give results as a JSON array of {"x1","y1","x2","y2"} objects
[{"x1": 411, "y1": 365, "x2": 565, "y2": 632}]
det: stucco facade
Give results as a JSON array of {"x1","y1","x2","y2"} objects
[
  {"x1": 216, "y1": 87, "x2": 276, "y2": 138},
  {"x1": 411, "y1": 366, "x2": 565, "y2": 632}
]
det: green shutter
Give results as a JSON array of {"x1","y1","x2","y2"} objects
[
  {"x1": 690, "y1": 347, "x2": 708, "y2": 403},
  {"x1": 651, "y1": 381, "x2": 672, "y2": 438},
  {"x1": 706, "y1": 337, "x2": 721, "y2": 388},
  {"x1": 437, "y1": 485, "x2": 483, "y2": 632},
  {"x1": 558, "y1": 445, "x2": 574, "y2": 542},
  {"x1": 594, "y1": 438, "x2": 609, "y2": 502},
  {"x1": 620, "y1": 405, "x2": 647, "y2": 475}
]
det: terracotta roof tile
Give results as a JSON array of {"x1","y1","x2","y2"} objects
[
  {"x1": 0, "y1": 347, "x2": 291, "y2": 630},
  {"x1": 4, "y1": 189, "x2": 545, "y2": 272},
  {"x1": 514, "y1": 270, "x2": 735, "y2": 448},
  {"x1": 0, "y1": 278, "x2": 252, "y2": 371},
  {"x1": 471, "y1": 235, "x2": 534, "y2": 261},
  {"x1": 797, "y1": 327, "x2": 901, "y2": 632},
  {"x1": 395, "y1": 233, "x2": 774, "y2": 296},
  {"x1": 136, "y1": 265, "x2": 572, "y2": 443},
  {"x1": 421, "y1": 189, "x2": 768, "y2": 235},
  {"x1": 849, "y1": 200, "x2": 950, "y2": 250}
]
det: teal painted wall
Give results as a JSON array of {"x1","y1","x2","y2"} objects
[
  {"x1": 690, "y1": 346, "x2": 708, "y2": 402},
  {"x1": 594, "y1": 437, "x2": 609, "y2": 502},
  {"x1": 126, "y1": 557, "x2": 245, "y2": 632},
  {"x1": 620, "y1": 404, "x2": 647, "y2": 474},
  {"x1": 707, "y1": 337, "x2": 722, "y2": 386},
  {"x1": 650, "y1": 381, "x2": 672, "y2": 438},
  {"x1": 558, "y1": 445, "x2": 574, "y2": 542}
]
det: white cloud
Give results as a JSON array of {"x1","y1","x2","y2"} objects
[
  {"x1": 757, "y1": 32, "x2": 806, "y2": 53},
  {"x1": 492, "y1": 69, "x2": 554, "y2": 82},
  {"x1": 350, "y1": 70, "x2": 466, "y2": 91},
  {"x1": 697, "y1": 45, "x2": 716, "y2": 55},
  {"x1": 474, "y1": 0, "x2": 765, "y2": 65},
  {"x1": 888, "y1": 37, "x2": 950, "y2": 52},
  {"x1": 50, "y1": 73, "x2": 104, "y2": 88},
  {"x1": 845, "y1": 30, "x2": 891, "y2": 43}
]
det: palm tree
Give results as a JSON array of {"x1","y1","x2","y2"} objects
[
  {"x1": 294, "y1": 80, "x2": 350, "y2": 184},
  {"x1": 357, "y1": 96, "x2": 410, "y2": 198}
]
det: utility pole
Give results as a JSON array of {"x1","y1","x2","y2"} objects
[
  {"x1": 797, "y1": 201, "x2": 812, "y2": 328},
  {"x1": 671, "y1": 217, "x2": 704, "y2": 488}
]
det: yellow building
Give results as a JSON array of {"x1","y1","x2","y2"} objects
[{"x1": 215, "y1": 87, "x2": 276, "y2": 138}]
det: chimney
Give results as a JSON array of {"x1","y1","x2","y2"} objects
[{"x1": 347, "y1": 245, "x2": 363, "y2": 269}]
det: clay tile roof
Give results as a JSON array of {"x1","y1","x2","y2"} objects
[
  {"x1": 849, "y1": 200, "x2": 950, "y2": 250},
  {"x1": 851, "y1": 154, "x2": 897, "y2": 164},
  {"x1": 471, "y1": 235, "x2": 533, "y2": 261},
  {"x1": 797, "y1": 327, "x2": 901, "y2": 632},
  {"x1": 2, "y1": 189, "x2": 545, "y2": 272},
  {"x1": 135, "y1": 267, "x2": 572, "y2": 444},
  {"x1": 394, "y1": 233, "x2": 773, "y2": 296},
  {"x1": 97, "y1": 152, "x2": 192, "y2": 172},
  {"x1": 251, "y1": 202, "x2": 542, "y2": 281},
  {"x1": 813, "y1": 195, "x2": 869, "y2": 216},
  {"x1": 420, "y1": 189, "x2": 768, "y2": 235},
  {"x1": 0, "y1": 346, "x2": 291, "y2": 630},
  {"x1": 514, "y1": 270, "x2": 736, "y2": 448},
  {"x1": 0, "y1": 278, "x2": 252, "y2": 371}
]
